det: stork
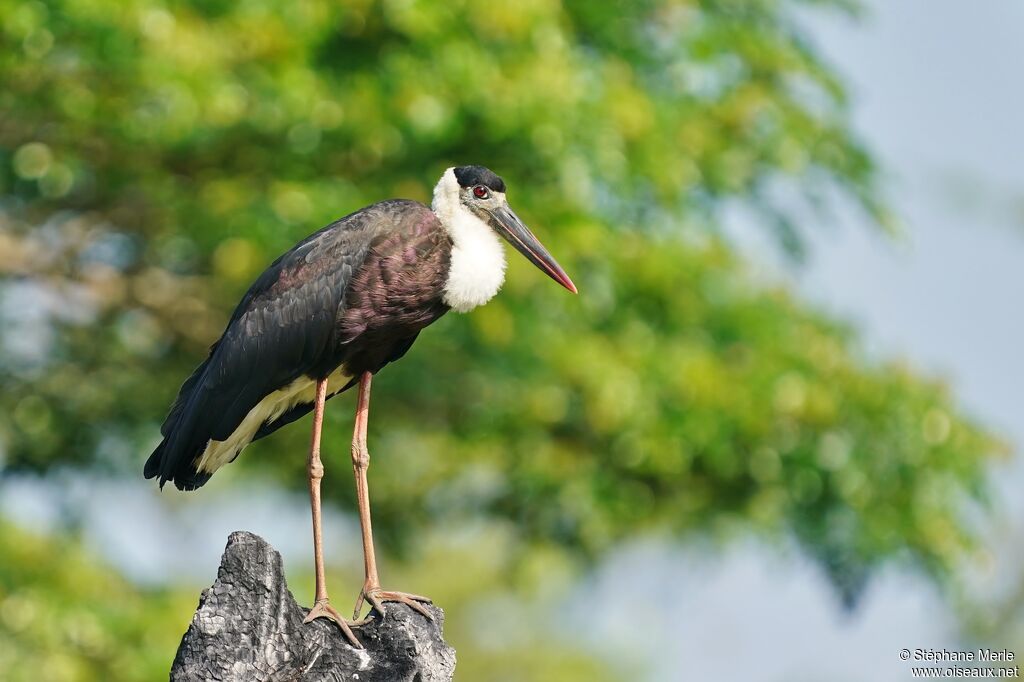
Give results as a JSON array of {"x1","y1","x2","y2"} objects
[{"x1": 145, "y1": 166, "x2": 576, "y2": 647}]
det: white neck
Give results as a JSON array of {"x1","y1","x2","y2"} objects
[{"x1": 432, "y1": 168, "x2": 506, "y2": 313}]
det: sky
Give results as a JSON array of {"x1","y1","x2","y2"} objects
[{"x1": 3, "y1": 2, "x2": 1022, "y2": 680}]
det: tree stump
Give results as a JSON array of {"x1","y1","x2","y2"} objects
[{"x1": 170, "y1": 531, "x2": 456, "y2": 681}]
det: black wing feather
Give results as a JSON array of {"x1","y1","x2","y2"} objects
[{"x1": 145, "y1": 208, "x2": 384, "y2": 490}]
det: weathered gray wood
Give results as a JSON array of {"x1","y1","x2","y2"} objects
[{"x1": 171, "y1": 531, "x2": 456, "y2": 681}]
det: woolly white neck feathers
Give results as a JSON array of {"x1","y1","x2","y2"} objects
[{"x1": 432, "y1": 168, "x2": 506, "y2": 313}]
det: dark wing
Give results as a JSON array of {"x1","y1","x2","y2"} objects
[
  {"x1": 144, "y1": 207, "x2": 384, "y2": 490},
  {"x1": 251, "y1": 202, "x2": 452, "y2": 442}
]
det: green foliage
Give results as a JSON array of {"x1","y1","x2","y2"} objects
[
  {"x1": 0, "y1": 522, "x2": 192, "y2": 680},
  {"x1": 0, "y1": 0, "x2": 1001, "y2": 641}
]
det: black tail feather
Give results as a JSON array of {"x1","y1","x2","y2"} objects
[
  {"x1": 144, "y1": 436, "x2": 213, "y2": 491},
  {"x1": 146, "y1": 354, "x2": 217, "y2": 492},
  {"x1": 143, "y1": 440, "x2": 165, "y2": 481}
]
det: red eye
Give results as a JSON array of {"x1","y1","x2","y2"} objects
[{"x1": 473, "y1": 185, "x2": 489, "y2": 199}]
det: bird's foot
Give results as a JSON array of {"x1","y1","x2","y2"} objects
[
  {"x1": 304, "y1": 598, "x2": 371, "y2": 648},
  {"x1": 354, "y1": 583, "x2": 433, "y2": 622}
]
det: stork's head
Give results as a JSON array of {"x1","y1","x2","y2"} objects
[{"x1": 432, "y1": 165, "x2": 577, "y2": 295}]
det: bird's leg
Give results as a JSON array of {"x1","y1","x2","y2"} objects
[
  {"x1": 350, "y1": 371, "x2": 433, "y2": 622},
  {"x1": 302, "y1": 377, "x2": 368, "y2": 648}
]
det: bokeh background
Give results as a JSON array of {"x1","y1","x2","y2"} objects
[{"x1": 1, "y1": 0, "x2": 1021, "y2": 680}]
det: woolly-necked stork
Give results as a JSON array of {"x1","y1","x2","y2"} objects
[{"x1": 145, "y1": 166, "x2": 576, "y2": 647}]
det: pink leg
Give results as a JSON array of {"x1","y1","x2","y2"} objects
[
  {"x1": 350, "y1": 371, "x2": 433, "y2": 621},
  {"x1": 302, "y1": 377, "x2": 367, "y2": 647}
]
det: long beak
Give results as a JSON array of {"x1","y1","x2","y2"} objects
[{"x1": 489, "y1": 205, "x2": 578, "y2": 294}]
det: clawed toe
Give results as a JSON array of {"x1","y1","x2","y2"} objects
[
  {"x1": 304, "y1": 599, "x2": 370, "y2": 648},
  {"x1": 355, "y1": 586, "x2": 433, "y2": 621}
]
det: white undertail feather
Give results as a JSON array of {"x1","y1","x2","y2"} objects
[
  {"x1": 432, "y1": 168, "x2": 506, "y2": 313},
  {"x1": 195, "y1": 366, "x2": 351, "y2": 474}
]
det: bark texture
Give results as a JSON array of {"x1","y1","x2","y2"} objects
[{"x1": 170, "y1": 531, "x2": 456, "y2": 681}]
